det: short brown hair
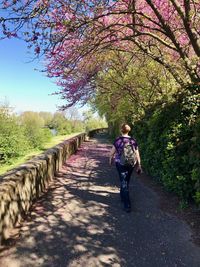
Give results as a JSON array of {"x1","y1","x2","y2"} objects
[{"x1": 121, "y1": 123, "x2": 131, "y2": 134}]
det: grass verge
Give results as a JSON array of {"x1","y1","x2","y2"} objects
[{"x1": 0, "y1": 132, "x2": 83, "y2": 175}]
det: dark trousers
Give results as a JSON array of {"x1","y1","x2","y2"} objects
[{"x1": 116, "y1": 162, "x2": 134, "y2": 208}]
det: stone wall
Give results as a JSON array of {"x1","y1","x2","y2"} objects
[
  {"x1": 88, "y1": 128, "x2": 108, "y2": 138},
  {"x1": 0, "y1": 133, "x2": 86, "y2": 243}
]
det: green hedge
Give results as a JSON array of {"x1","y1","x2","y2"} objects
[{"x1": 134, "y1": 86, "x2": 200, "y2": 204}]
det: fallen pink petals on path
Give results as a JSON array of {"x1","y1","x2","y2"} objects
[{"x1": 0, "y1": 135, "x2": 200, "y2": 267}]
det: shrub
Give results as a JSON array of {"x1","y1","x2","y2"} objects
[
  {"x1": 20, "y1": 111, "x2": 52, "y2": 149},
  {"x1": 134, "y1": 85, "x2": 200, "y2": 204},
  {"x1": 0, "y1": 107, "x2": 30, "y2": 162}
]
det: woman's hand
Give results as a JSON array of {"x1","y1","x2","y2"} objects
[
  {"x1": 136, "y1": 165, "x2": 142, "y2": 174},
  {"x1": 109, "y1": 157, "x2": 113, "y2": 166},
  {"x1": 109, "y1": 146, "x2": 116, "y2": 166}
]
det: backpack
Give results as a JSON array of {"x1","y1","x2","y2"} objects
[{"x1": 120, "y1": 140, "x2": 137, "y2": 167}]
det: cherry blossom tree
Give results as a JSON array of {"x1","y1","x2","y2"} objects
[{"x1": 1, "y1": 0, "x2": 199, "y2": 107}]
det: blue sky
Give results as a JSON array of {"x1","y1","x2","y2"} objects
[{"x1": 0, "y1": 37, "x2": 65, "y2": 113}]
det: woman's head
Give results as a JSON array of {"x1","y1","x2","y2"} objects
[{"x1": 121, "y1": 123, "x2": 131, "y2": 134}]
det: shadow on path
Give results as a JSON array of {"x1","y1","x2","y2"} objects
[{"x1": 0, "y1": 134, "x2": 200, "y2": 267}]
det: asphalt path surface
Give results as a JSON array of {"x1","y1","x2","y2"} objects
[{"x1": 0, "y1": 134, "x2": 200, "y2": 267}]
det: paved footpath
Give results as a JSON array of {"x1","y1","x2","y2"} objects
[{"x1": 0, "y1": 134, "x2": 200, "y2": 267}]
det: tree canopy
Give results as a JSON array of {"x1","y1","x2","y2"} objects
[{"x1": 1, "y1": 0, "x2": 199, "y2": 107}]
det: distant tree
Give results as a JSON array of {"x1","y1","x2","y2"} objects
[
  {"x1": 82, "y1": 110, "x2": 107, "y2": 132},
  {"x1": 65, "y1": 107, "x2": 84, "y2": 132},
  {"x1": 20, "y1": 111, "x2": 51, "y2": 148},
  {"x1": 0, "y1": 104, "x2": 30, "y2": 162},
  {"x1": 71, "y1": 120, "x2": 84, "y2": 133},
  {"x1": 50, "y1": 112, "x2": 72, "y2": 134},
  {"x1": 39, "y1": 112, "x2": 53, "y2": 128}
]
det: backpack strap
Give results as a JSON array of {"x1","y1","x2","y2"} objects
[{"x1": 118, "y1": 137, "x2": 125, "y2": 154}]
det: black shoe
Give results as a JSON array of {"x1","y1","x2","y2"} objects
[{"x1": 124, "y1": 206, "x2": 131, "y2": 213}]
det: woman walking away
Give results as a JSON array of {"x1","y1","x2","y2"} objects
[{"x1": 109, "y1": 124, "x2": 142, "y2": 213}]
